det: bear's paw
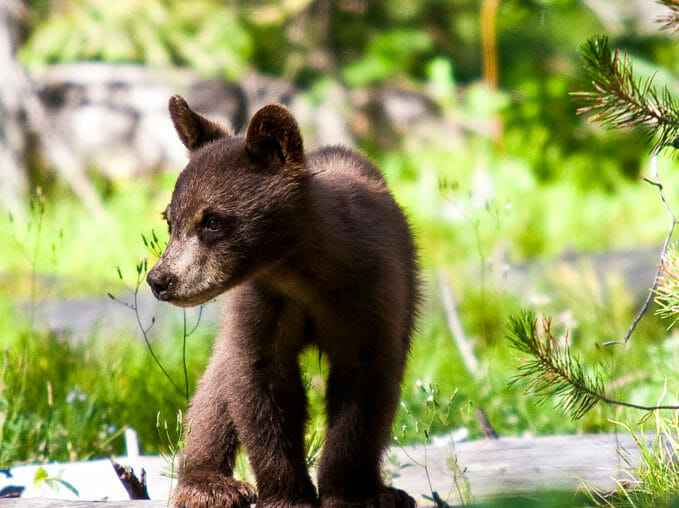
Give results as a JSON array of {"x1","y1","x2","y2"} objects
[
  {"x1": 172, "y1": 471, "x2": 256, "y2": 508},
  {"x1": 321, "y1": 488, "x2": 416, "y2": 508}
]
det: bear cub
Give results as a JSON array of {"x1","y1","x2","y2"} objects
[{"x1": 147, "y1": 95, "x2": 419, "y2": 508}]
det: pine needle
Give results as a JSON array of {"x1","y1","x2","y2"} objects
[
  {"x1": 658, "y1": 0, "x2": 679, "y2": 33},
  {"x1": 571, "y1": 35, "x2": 679, "y2": 148}
]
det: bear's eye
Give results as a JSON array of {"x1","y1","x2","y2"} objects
[
  {"x1": 202, "y1": 215, "x2": 221, "y2": 233},
  {"x1": 198, "y1": 214, "x2": 232, "y2": 243}
]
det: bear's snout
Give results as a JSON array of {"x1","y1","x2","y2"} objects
[{"x1": 147, "y1": 266, "x2": 176, "y2": 301}]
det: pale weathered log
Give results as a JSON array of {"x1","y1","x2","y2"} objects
[
  {"x1": 389, "y1": 433, "x2": 642, "y2": 505},
  {"x1": 0, "y1": 500, "x2": 165, "y2": 507},
  {"x1": 0, "y1": 434, "x2": 646, "y2": 506}
]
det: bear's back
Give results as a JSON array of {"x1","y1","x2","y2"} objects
[
  {"x1": 302, "y1": 145, "x2": 418, "y2": 356},
  {"x1": 305, "y1": 144, "x2": 416, "y2": 295},
  {"x1": 307, "y1": 146, "x2": 384, "y2": 185}
]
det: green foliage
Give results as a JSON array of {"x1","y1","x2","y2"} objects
[
  {"x1": 503, "y1": 73, "x2": 649, "y2": 187},
  {"x1": 0, "y1": 174, "x2": 173, "y2": 297},
  {"x1": 397, "y1": 382, "x2": 458, "y2": 445},
  {"x1": 342, "y1": 29, "x2": 434, "y2": 87},
  {"x1": 0, "y1": 324, "x2": 119, "y2": 467},
  {"x1": 509, "y1": 303, "x2": 679, "y2": 421},
  {"x1": 506, "y1": 11, "x2": 679, "y2": 501},
  {"x1": 33, "y1": 466, "x2": 79, "y2": 497},
  {"x1": 588, "y1": 414, "x2": 679, "y2": 506},
  {"x1": 21, "y1": 0, "x2": 252, "y2": 80}
]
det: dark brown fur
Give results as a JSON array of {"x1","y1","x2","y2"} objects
[{"x1": 147, "y1": 95, "x2": 419, "y2": 508}]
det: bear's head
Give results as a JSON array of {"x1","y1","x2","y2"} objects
[{"x1": 147, "y1": 95, "x2": 307, "y2": 306}]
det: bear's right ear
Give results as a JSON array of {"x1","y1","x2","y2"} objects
[
  {"x1": 169, "y1": 95, "x2": 231, "y2": 151},
  {"x1": 246, "y1": 104, "x2": 304, "y2": 175}
]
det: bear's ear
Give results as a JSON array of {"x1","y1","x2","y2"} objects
[
  {"x1": 245, "y1": 104, "x2": 304, "y2": 174},
  {"x1": 169, "y1": 95, "x2": 231, "y2": 151}
]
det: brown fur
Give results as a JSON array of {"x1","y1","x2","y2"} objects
[{"x1": 147, "y1": 95, "x2": 419, "y2": 508}]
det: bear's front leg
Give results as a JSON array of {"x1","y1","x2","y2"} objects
[
  {"x1": 172, "y1": 336, "x2": 256, "y2": 508},
  {"x1": 223, "y1": 285, "x2": 317, "y2": 508}
]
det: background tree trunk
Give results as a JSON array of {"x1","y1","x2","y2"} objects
[
  {"x1": 0, "y1": 0, "x2": 27, "y2": 214},
  {"x1": 0, "y1": 0, "x2": 103, "y2": 216}
]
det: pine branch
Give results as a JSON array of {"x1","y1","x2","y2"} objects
[
  {"x1": 609, "y1": 144, "x2": 678, "y2": 346},
  {"x1": 509, "y1": 311, "x2": 605, "y2": 419},
  {"x1": 658, "y1": 0, "x2": 679, "y2": 33},
  {"x1": 509, "y1": 311, "x2": 679, "y2": 418},
  {"x1": 571, "y1": 35, "x2": 679, "y2": 149}
]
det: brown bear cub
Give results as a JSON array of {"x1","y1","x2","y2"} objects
[{"x1": 147, "y1": 95, "x2": 419, "y2": 508}]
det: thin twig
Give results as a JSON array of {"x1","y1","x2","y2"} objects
[
  {"x1": 607, "y1": 143, "x2": 678, "y2": 346},
  {"x1": 110, "y1": 262, "x2": 187, "y2": 399},
  {"x1": 181, "y1": 305, "x2": 204, "y2": 404},
  {"x1": 132, "y1": 274, "x2": 186, "y2": 398},
  {"x1": 649, "y1": 141, "x2": 678, "y2": 222},
  {"x1": 182, "y1": 310, "x2": 189, "y2": 405},
  {"x1": 398, "y1": 442, "x2": 442, "y2": 506},
  {"x1": 596, "y1": 392, "x2": 679, "y2": 412},
  {"x1": 185, "y1": 305, "x2": 204, "y2": 337}
]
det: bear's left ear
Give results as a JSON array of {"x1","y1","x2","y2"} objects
[{"x1": 245, "y1": 104, "x2": 304, "y2": 174}]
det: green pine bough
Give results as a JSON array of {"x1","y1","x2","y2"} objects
[
  {"x1": 571, "y1": 35, "x2": 679, "y2": 149},
  {"x1": 508, "y1": 311, "x2": 679, "y2": 419}
]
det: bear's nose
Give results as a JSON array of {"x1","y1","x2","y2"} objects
[{"x1": 147, "y1": 268, "x2": 176, "y2": 300}]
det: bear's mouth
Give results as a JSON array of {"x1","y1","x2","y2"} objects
[{"x1": 160, "y1": 285, "x2": 224, "y2": 308}]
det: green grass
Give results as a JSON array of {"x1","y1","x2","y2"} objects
[
  {"x1": 0, "y1": 295, "x2": 215, "y2": 467},
  {"x1": 1, "y1": 132, "x2": 678, "y2": 473},
  {"x1": 586, "y1": 414, "x2": 679, "y2": 506},
  {"x1": 0, "y1": 174, "x2": 175, "y2": 298}
]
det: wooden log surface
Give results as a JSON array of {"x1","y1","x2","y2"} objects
[
  {"x1": 0, "y1": 433, "x2": 642, "y2": 507},
  {"x1": 0, "y1": 502, "x2": 164, "y2": 508},
  {"x1": 390, "y1": 433, "x2": 640, "y2": 504}
]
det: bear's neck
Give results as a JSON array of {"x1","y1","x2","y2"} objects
[{"x1": 253, "y1": 189, "x2": 352, "y2": 312}]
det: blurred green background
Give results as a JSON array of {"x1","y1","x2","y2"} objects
[{"x1": 2, "y1": 0, "x2": 679, "y2": 468}]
